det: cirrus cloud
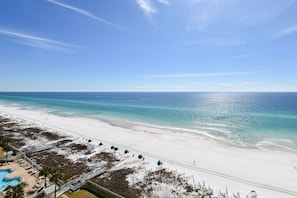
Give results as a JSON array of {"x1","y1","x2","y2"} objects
[
  {"x1": 142, "y1": 72, "x2": 255, "y2": 78},
  {"x1": 0, "y1": 28, "x2": 75, "y2": 52}
]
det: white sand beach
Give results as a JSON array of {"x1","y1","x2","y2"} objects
[{"x1": 1, "y1": 104, "x2": 297, "y2": 198}]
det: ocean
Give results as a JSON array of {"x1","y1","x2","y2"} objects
[{"x1": 0, "y1": 92, "x2": 297, "y2": 151}]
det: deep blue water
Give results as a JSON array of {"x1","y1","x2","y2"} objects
[{"x1": 0, "y1": 92, "x2": 297, "y2": 151}]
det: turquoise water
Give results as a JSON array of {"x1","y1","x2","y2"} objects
[
  {"x1": 0, "y1": 92, "x2": 297, "y2": 151},
  {"x1": 0, "y1": 169, "x2": 22, "y2": 192}
]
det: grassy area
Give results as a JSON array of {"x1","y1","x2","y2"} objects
[
  {"x1": 29, "y1": 151, "x2": 91, "y2": 182},
  {"x1": 59, "y1": 190, "x2": 97, "y2": 198},
  {"x1": 0, "y1": 146, "x2": 3, "y2": 159},
  {"x1": 91, "y1": 168, "x2": 140, "y2": 198}
]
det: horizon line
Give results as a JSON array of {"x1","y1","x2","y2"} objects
[{"x1": 0, "y1": 90, "x2": 296, "y2": 93}]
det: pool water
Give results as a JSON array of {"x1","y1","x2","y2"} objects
[{"x1": 0, "y1": 169, "x2": 22, "y2": 192}]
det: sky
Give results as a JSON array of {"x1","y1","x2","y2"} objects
[{"x1": 0, "y1": 0, "x2": 297, "y2": 92}]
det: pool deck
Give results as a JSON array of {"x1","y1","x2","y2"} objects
[{"x1": 0, "y1": 161, "x2": 49, "y2": 198}]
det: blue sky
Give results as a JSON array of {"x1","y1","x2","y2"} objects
[{"x1": 0, "y1": 0, "x2": 297, "y2": 91}]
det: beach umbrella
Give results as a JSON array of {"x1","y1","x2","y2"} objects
[
  {"x1": 111, "y1": 146, "x2": 114, "y2": 149},
  {"x1": 124, "y1": 149, "x2": 129, "y2": 154},
  {"x1": 99, "y1": 142, "x2": 103, "y2": 146},
  {"x1": 114, "y1": 147, "x2": 118, "y2": 151},
  {"x1": 157, "y1": 160, "x2": 162, "y2": 166},
  {"x1": 138, "y1": 154, "x2": 143, "y2": 159}
]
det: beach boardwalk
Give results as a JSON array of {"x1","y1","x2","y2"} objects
[{"x1": 54, "y1": 166, "x2": 107, "y2": 197}]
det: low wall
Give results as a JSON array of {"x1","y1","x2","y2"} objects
[{"x1": 82, "y1": 181, "x2": 125, "y2": 198}]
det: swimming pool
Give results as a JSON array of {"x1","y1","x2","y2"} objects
[{"x1": 0, "y1": 169, "x2": 22, "y2": 192}]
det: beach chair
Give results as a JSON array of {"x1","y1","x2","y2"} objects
[
  {"x1": 21, "y1": 163, "x2": 29, "y2": 167},
  {"x1": 28, "y1": 187, "x2": 37, "y2": 194},
  {"x1": 33, "y1": 182, "x2": 41, "y2": 189},
  {"x1": 30, "y1": 170, "x2": 37, "y2": 175}
]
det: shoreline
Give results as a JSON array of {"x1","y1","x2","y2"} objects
[
  {"x1": 0, "y1": 102, "x2": 297, "y2": 154},
  {"x1": 1, "y1": 104, "x2": 297, "y2": 197},
  {"x1": 2, "y1": 101, "x2": 297, "y2": 153}
]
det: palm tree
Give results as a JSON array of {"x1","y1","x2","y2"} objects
[
  {"x1": 4, "y1": 182, "x2": 28, "y2": 198},
  {"x1": 39, "y1": 166, "x2": 52, "y2": 187},
  {"x1": 0, "y1": 135, "x2": 6, "y2": 144},
  {"x1": 50, "y1": 170, "x2": 63, "y2": 198},
  {"x1": 0, "y1": 135, "x2": 11, "y2": 147},
  {"x1": 3, "y1": 136, "x2": 11, "y2": 144}
]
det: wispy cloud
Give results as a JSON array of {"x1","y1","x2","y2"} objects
[
  {"x1": 186, "y1": 0, "x2": 296, "y2": 32},
  {"x1": 135, "y1": 0, "x2": 170, "y2": 14},
  {"x1": 157, "y1": 0, "x2": 170, "y2": 5},
  {"x1": 0, "y1": 28, "x2": 74, "y2": 52},
  {"x1": 183, "y1": 38, "x2": 245, "y2": 47},
  {"x1": 135, "y1": 0, "x2": 170, "y2": 25},
  {"x1": 218, "y1": 83, "x2": 237, "y2": 88},
  {"x1": 136, "y1": 0, "x2": 157, "y2": 16},
  {"x1": 241, "y1": 81, "x2": 259, "y2": 85},
  {"x1": 131, "y1": 85, "x2": 158, "y2": 90},
  {"x1": 234, "y1": 54, "x2": 252, "y2": 58},
  {"x1": 273, "y1": 24, "x2": 297, "y2": 39},
  {"x1": 142, "y1": 72, "x2": 254, "y2": 78},
  {"x1": 47, "y1": 0, "x2": 125, "y2": 30}
]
